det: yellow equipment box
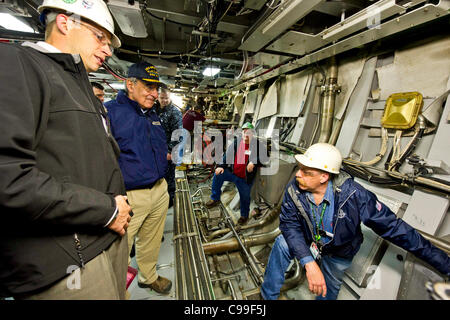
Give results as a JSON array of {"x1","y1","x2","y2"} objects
[{"x1": 381, "y1": 92, "x2": 423, "y2": 129}]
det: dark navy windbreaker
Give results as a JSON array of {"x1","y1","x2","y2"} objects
[
  {"x1": 280, "y1": 172, "x2": 450, "y2": 276},
  {"x1": 106, "y1": 91, "x2": 168, "y2": 190}
]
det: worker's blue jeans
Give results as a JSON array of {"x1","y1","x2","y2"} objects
[
  {"x1": 210, "y1": 169, "x2": 252, "y2": 218},
  {"x1": 261, "y1": 234, "x2": 353, "y2": 300}
]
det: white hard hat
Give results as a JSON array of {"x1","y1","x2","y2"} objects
[
  {"x1": 38, "y1": 0, "x2": 121, "y2": 48},
  {"x1": 294, "y1": 143, "x2": 342, "y2": 174}
]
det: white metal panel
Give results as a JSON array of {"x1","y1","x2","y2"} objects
[
  {"x1": 336, "y1": 56, "x2": 378, "y2": 158},
  {"x1": 264, "y1": 115, "x2": 278, "y2": 138},
  {"x1": 427, "y1": 76, "x2": 450, "y2": 163},
  {"x1": 359, "y1": 245, "x2": 406, "y2": 300},
  {"x1": 334, "y1": 56, "x2": 367, "y2": 120},
  {"x1": 239, "y1": 0, "x2": 324, "y2": 52},
  {"x1": 243, "y1": 89, "x2": 258, "y2": 114},
  {"x1": 376, "y1": 35, "x2": 450, "y2": 100},
  {"x1": 257, "y1": 80, "x2": 278, "y2": 120},
  {"x1": 289, "y1": 74, "x2": 319, "y2": 145},
  {"x1": 402, "y1": 190, "x2": 449, "y2": 235},
  {"x1": 278, "y1": 70, "x2": 312, "y2": 117}
]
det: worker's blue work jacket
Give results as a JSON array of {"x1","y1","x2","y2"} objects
[
  {"x1": 280, "y1": 171, "x2": 450, "y2": 276},
  {"x1": 106, "y1": 91, "x2": 168, "y2": 190}
]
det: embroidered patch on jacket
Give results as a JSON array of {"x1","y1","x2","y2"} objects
[
  {"x1": 376, "y1": 201, "x2": 382, "y2": 211},
  {"x1": 338, "y1": 209, "x2": 346, "y2": 219}
]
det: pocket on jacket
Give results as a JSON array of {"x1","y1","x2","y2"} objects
[{"x1": 336, "y1": 209, "x2": 358, "y2": 243}]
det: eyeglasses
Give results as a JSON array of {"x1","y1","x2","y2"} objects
[
  {"x1": 70, "y1": 19, "x2": 114, "y2": 53},
  {"x1": 138, "y1": 80, "x2": 159, "y2": 92}
]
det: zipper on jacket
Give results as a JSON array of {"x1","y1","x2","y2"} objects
[
  {"x1": 147, "y1": 114, "x2": 162, "y2": 178},
  {"x1": 289, "y1": 185, "x2": 357, "y2": 250},
  {"x1": 321, "y1": 189, "x2": 357, "y2": 249},
  {"x1": 74, "y1": 233, "x2": 86, "y2": 269}
]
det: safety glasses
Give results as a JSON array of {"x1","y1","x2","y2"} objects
[{"x1": 70, "y1": 18, "x2": 114, "y2": 54}]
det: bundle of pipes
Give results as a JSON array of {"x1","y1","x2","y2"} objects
[
  {"x1": 173, "y1": 172, "x2": 214, "y2": 300},
  {"x1": 274, "y1": 140, "x2": 450, "y2": 195}
]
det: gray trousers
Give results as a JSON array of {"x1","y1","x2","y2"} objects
[{"x1": 17, "y1": 235, "x2": 128, "y2": 300}]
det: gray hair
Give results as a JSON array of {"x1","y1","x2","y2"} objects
[{"x1": 124, "y1": 77, "x2": 137, "y2": 94}]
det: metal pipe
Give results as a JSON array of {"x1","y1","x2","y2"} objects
[
  {"x1": 419, "y1": 231, "x2": 450, "y2": 254},
  {"x1": 220, "y1": 203, "x2": 264, "y2": 284},
  {"x1": 328, "y1": 117, "x2": 343, "y2": 145},
  {"x1": 276, "y1": 140, "x2": 450, "y2": 194},
  {"x1": 227, "y1": 280, "x2": 238, "y2": 300},
  {"x1": 183, "y1": 177, "x2": 215, "y2": 299},
  {"x1": 180, "y1": 182, "x2": 196, "y2": 299},
  {"x1": 174, "y1": 175, "x2": 214, "y2": 300},
  {"x1": 280, "y1": 259, "x2": 305, "y2": 292},
  {"x1": 206, "y1": 202, "x2": 282, "y2": 241},
  {"x1": 211, "y1": 255, "x2": 228, "y2": 294},
  {"x1": 211, "y1": 274, "x2": 241, "y2": 283},
  {"x1": 319, "y1": 57, "x2": 339, "y2": 143},
  {"x1": 181, "y1": 182, "x2": 203, "y2": 299},
  {"x1": 203, "y1": 228, "x2": 281, "y2": 255},
  {"x1": 174, "y1": 180, "x2": 186, "y2": 299}
]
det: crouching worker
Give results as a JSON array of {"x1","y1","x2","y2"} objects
[
  {"x1": 261, "y1": 143, "x2": 450, "y2": 300},
  {"x1": 205, "y1": 122, "x2": 268, "y2": 225}
]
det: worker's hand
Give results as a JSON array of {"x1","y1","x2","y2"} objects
[
  {"x1": 215, "y1": 167, "x2": 224, "y2": 175},
  {"x1": 305, "y1": 261, "x2": 327, "y2": 298},
  {"x1": 247, "y1": 162, "x2": 255, "y2": 173},
  {"x1": 167, "y1": 153, "x2": 172, "y2": 161},
  {"x1": 108, "y1": 195, "x2": 132, "y2": 236}
]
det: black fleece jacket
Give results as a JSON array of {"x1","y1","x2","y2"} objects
[{"x1": 0, "y1": 42, "x2": 126, "y2": 296}]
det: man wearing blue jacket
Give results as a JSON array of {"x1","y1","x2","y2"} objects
[
  {"x1": 261, "y1": 143, "x2": 449, "y2": 300},
  {"x1": 105, "y1": 62, "x2": 171, "y2": 294}
]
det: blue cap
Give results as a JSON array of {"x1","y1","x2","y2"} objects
[{"x1": 128, "y1": 61, "x2": 161, "y2": 84}]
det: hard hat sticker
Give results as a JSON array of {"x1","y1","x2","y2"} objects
[
  {"x1": 82, "y1": 0, "x2": 93, "y2": 9},
  {"x1": 63, "y1": 0, "x2": 77, "y2": 4}
]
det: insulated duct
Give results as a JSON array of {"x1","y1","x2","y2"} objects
[
  {"x1": 206, "y1": 201, "x2": 282, "y2": 241},
  {"x1": 202, "y1": 228, "x2": 281, "y2": 255},
  {"x1": 319, "y1": 57, "x2": 340, "y2": 143}
]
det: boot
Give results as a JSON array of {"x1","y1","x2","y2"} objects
[
  {"x1": 205, "y1": 199, "x2": 220, "y2": 208},
  {"x1": 237, "y1": 217, "x2": 248, "y2": 225},
  {"x1": 138, "y1": 276, "x2": 172, "y2": 294}
]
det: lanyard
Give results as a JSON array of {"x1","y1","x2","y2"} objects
[{"x1": 309, "y1": 202, "x2": 327, "y2": 242}]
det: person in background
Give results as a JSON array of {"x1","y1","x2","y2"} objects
[
  {"x1": 91, "y1": 81, "x2": 105, "y2": 103},
  {"x1": 0, "y1": 0, "x2": 132, "y2": 300},
  {"x1": 182, "y1": 104, "x2": 206, "y2": 132},
  {"x1": 155, "y1": 85, "x2": 183, "y2": 207},
  {"x1": 260, "y1": 143, "x2": 450, "y2": 300},
  {"x1": 105, "y1": 61, "x2": 172, "y2": 295},
  {"x1": 205, "y1": 122, "x2": 268, "y2": 225}
]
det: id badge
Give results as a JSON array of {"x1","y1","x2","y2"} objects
[
  {"x1": 310, "y1": 242, "x2": 321, "y2": 261},
  {"x1": 245, "y1": 150, "x2": 251, "y2": 155}
]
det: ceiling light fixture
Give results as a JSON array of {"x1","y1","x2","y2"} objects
[
  {"x1": 202, "y1": 67, "x2": 221, "y2": 77},
  {"x1": 107, "y1": 0, "x2": 148, "y2": 38}
]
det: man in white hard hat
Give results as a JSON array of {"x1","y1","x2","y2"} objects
[
  {"x1": 0, "y1": 0, "x2": 132, "y2": 299},
  {"x1": 260, "y1": 143, "x2": 449, "y2": 300}
]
